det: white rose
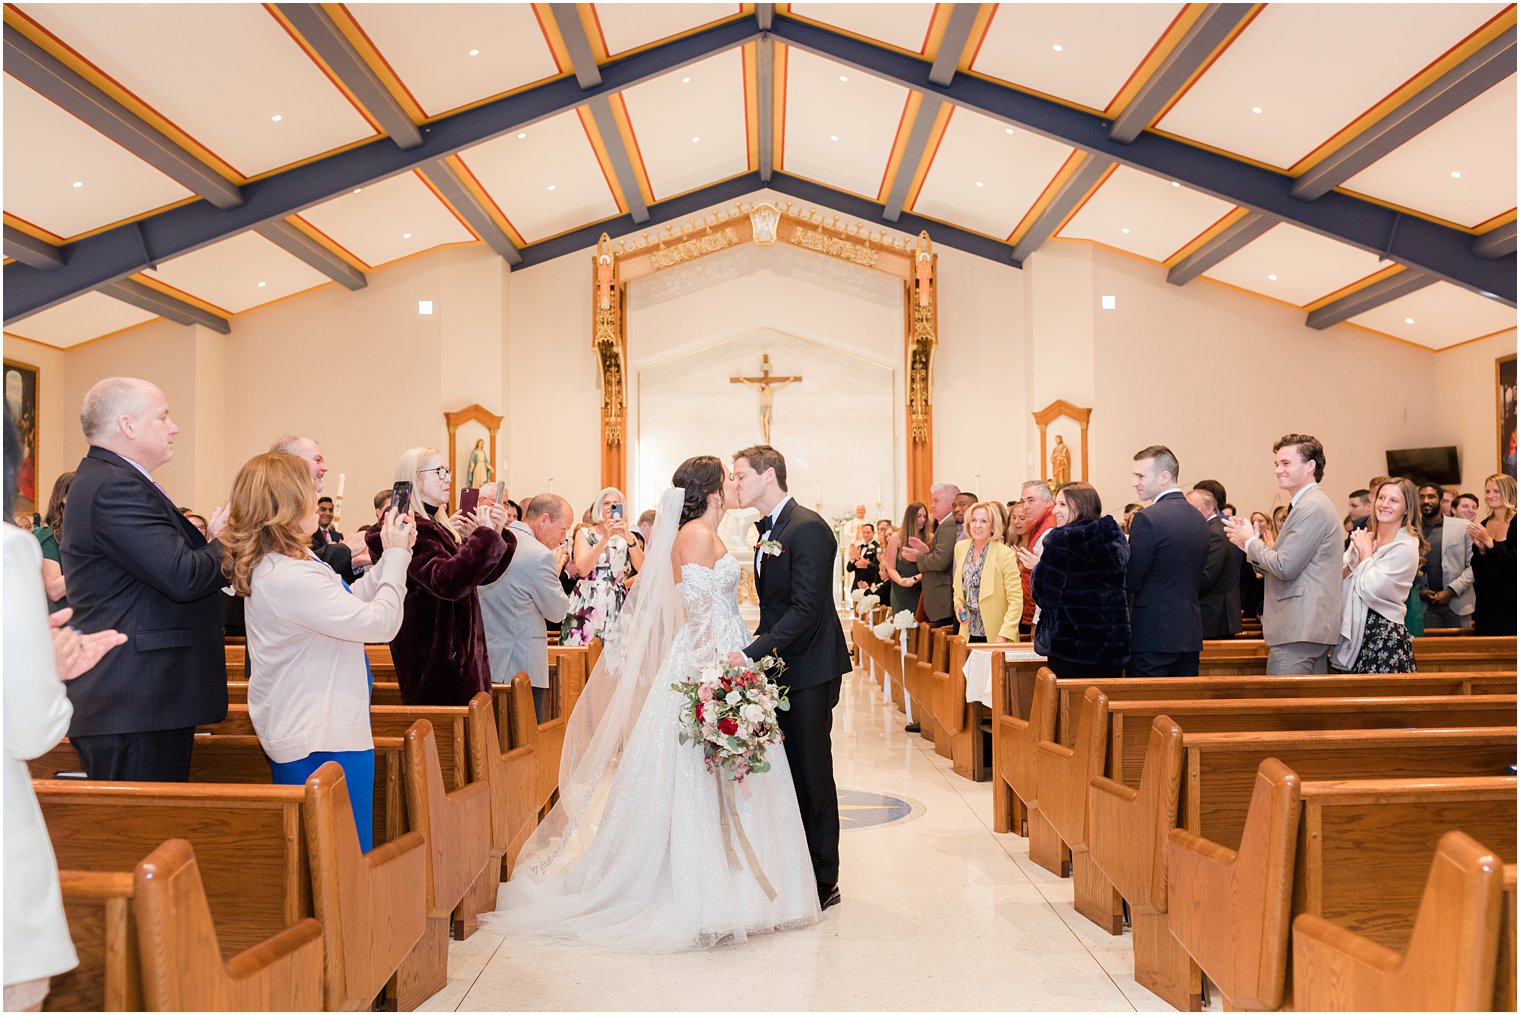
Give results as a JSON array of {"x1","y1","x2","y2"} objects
[
  {"x1": 725, "y1": 690, "x2": 743, "y2": 706},
  {"x1": 741, "y1": 703, "x2": 764, "y2": 724}
]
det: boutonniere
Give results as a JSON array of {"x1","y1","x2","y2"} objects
[{"x1": 757, "y1": 537, "x2": 783, "y2": 558}]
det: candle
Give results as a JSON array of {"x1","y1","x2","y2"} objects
[
  {"x1": 975, "y1": 474, "x2": 981, "y2": 497},
  {"x1": 337, "y1": 473, "x2": 346, "y2": 498},
  {"x1": 549, "y1": 476, "x2": 555, "y2": 493}
]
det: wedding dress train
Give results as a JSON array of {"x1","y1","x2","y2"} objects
[{"x1": 485, "y1": 553, "x2": 821, "y2": 951}]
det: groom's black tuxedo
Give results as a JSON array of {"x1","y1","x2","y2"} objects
[
  {"x1": 746, "y1": 496, "x2": 851, "y2": 888},
  {"x1": 747, "y1": 498, "x2": 852, "y2": 687}
]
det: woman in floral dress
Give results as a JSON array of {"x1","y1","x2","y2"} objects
[{"x1": 562, "y1": 487, "x2": 645, "y2": 646}]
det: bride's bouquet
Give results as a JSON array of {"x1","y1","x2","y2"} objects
[{"x1": 673, "y1": 655, "x2": 789, "y2": 783}]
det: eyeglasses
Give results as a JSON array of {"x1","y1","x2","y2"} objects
[{"x1": 420, "y1": 467, "x2": 450, "y2": 478}]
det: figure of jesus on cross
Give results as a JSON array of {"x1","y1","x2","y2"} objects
[{"x1": 730, "y1": 354, "x2": 803, "y2": 444}]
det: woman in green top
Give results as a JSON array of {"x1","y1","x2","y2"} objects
[{"x1": 32, "y1": 472, "x2": 72, "y2": 614}]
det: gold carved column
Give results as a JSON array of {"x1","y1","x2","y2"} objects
[
  {"x1": 593, "y1": 234, "x2": 627, "y2": 492},
  {"x1": 906, "y1": 231, "x2": 938, "y2": 508}
]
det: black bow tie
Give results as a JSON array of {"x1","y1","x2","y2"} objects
[{"x1": 756, "y1": 515, "x2": 773, "y2": 534}]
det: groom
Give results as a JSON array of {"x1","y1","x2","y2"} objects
[{"x1": 727, "y1": 445, "x2": 852, "y2": 912}]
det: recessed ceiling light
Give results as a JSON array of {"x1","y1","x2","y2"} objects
[
  {"x1": 352, "y1": 188, "x2": 362, "y2": 194},
  {"x1": 830, "y1": 135, "x2": 839, "y2": 141},
  {"x1": 1251, "y1": 106, "x2": 1263, "y2": 114},
  {"x1": 691, "y1": 136, "x2": 701, "y2": 143},
  {"x1": 1267, "y1": 273, "x2": 1278, "y2": 281},
  {"x1": 516, "y1": 131, "x2": 527, "y2": 140},
  {"x1": 838, "y1": 75, "x2": 848, "y2": 82},
  {"x1": 1100, "y1": 294, "x2": 1117, "y2": 311},
  {"x1": 1004, "y1": 127, "x2": 1015, "y2": 135},
  {"x1": 681, "y1": 76, "x2": 691, "y2": 84},
  {"x1": 1052, "y1": 43, "x2": 1063, "y2": 52},
  {"x1": 271, "y1": 114, "x2": 283, "y2": 122},
  {"x1": 71, "y1": 180, "x2": 83, "y2": 188},
  {"x1": 1405, "y1": 317, "x2": 1416, "y2": 324},
  {"x1": 257, "y1": 281, "x2": 267, "y2": 288},
  {"x1": 1171, "y1": 181, "x2": 1181, "y2": 188},
  {"x1": 402, "y1": 232, "x2": 412, "y2": 239},
  {"x1": 418, "y1": 300, "x2": 434, "y2": 315},
  {"x1": 547, "y1": 184, "x2": 556, "y2": 191},
  {"x1": 975, "y1": 181, "x2": 985, "y2": 188},
  {"x1": 1450, "y1": 170, "x2": 1463, "y2": 179},
  {"x1": 469, "y1": 48, "x2": 480, "y2": 57},
  {"x1": 1121, "y1": 227, "x2": 1131, "y2": 234}
]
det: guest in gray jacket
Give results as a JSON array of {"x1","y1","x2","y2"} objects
[
  {"x1": 480, "y1": 493, "x2": 573, "y2": 721},
  {"x1": 1224, "y1": 434, "x2": 1344, "y2": 674}
]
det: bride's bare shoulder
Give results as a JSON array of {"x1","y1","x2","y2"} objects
[{"x1": 672, "y1": 522, "x2": 722, "y2": 571}]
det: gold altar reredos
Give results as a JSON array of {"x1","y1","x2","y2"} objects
[{"x1": 592, "y1": 201, "x2": 939, "y2": 506}]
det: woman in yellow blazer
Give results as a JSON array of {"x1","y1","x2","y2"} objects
[{"x1": 953, "y1": 501, "x2": 1023, "y2": 643}]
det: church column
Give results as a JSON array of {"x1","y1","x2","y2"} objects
[
  {"x1": 906, "y1": 231, "x2": 938, "y2": 507},
  {"x1": 593, "y1": 234, "x2": 627, "y2": 492}
]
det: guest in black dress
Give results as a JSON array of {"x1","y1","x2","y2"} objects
[
  {"x1": 883, "y1": 503, "x2": 928, "y2": 616},
  {"x1": 1468, "y1": 477, "x2": 1516, "y2": 636}
]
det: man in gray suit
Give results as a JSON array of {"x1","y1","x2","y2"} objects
[
  {"x1": 1416, "y1": 482, "x2": 1475, "y2": 629},
  {"x1": 1223, "y1": 434, "x2": 1343, "y2": 674},
  {"x1": 479, "y1": 493, "x2": 572, "y2": 721}
]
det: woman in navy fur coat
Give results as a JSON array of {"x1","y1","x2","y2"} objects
[{"x1": 1027, "y1": 482, "x2": 1130, "y2": 678}]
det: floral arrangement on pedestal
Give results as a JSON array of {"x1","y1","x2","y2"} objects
[{"x1": 673, "y1": 655, "x2": 789, "y2": 783}]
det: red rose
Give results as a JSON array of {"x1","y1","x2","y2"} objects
[{"x1": 718, "y1": 718, "x2": 739, "y2": 736}]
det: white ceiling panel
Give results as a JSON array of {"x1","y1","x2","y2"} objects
[
  {"x1": 457, "y1": 111, "x2": 620, "y2": 243},
  {"x1": 16, "y1": 3, "x2": 377, "y2": 178},
  {"x1": 1341, "y1": 74, "x2": 1516, "y2": 229},
  {"x1": 973, "y1": 4, "x2": 1184, "y2": 112},
  {"x1": 297, "y1": 171, "x2": 474, "y2": 267},
  {"x1": 5, "y1": 291, "x2": 157, "y2": 348},
  {"x1": 789, "y1": 3, "x2": 936, "y2": 54},
  {"x1": 1157, "y1": 4, "x2": 1508, "y2": 169},
  {"x1": 1058, "y1": 166, "x2": 1235, "y2": 261},
  {"x1": 913, "y1": 112, "x2": 1074, "y2": 239},
  {"x1": 3, "y1": 77, "x2": 195, "y2": 239},
  {"x1": 143, "y1": 232, "x2": 331, "y2": 314},
  {"x1": 781, "y1": 47, "x2": 909, "y2": 199},
  {"x1": 1348, "y1": 280, "x2": 1516, "y2": 350},
  {"x1": 1203, "y1": 222, "x2": 1389, "y2": 306},
  {"x1": 621, "y1": 50, "x2": 749, "y2": 200},
  {"x1": 347, "y1": 3, "x2": 562, "y2": 119},
  {"x1": 592, "y1": 4, "x2": 741, "y2": 57}
]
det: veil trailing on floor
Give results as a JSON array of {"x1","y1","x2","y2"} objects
[{"x1": 509, "y1": 486, "x2": 687, "y2": 880}]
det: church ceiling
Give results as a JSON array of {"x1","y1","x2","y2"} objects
[{"x1": 3, "y1": 2, "x2": 1514, "y2": 351}]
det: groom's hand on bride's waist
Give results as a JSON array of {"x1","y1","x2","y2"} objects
[{"x1": 725, "y1": 651, "x2": 749, "y2": 668}]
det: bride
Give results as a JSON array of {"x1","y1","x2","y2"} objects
[{"x1": 484, "y1": 455, "x2": 820, "y2": 950}]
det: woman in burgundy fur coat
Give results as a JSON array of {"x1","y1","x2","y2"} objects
[{"x1": 366, "y1": 447, "x2": 515, "y2": 705}]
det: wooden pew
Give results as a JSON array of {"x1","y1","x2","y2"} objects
[
  {"x1": 132, "y1": 838, "x2": 324, "y2": 1011},
  {"x1": 1053, "y1": 672, "x2": 1517, "y2": 744},
  {"x1": 50, "y1": 869, "x2": 142, "y2": 1011},
  {"x1": 1166, "y1": 765, "x2": 1517, "y2": 1011},
  {"x1": 1086, "y1": 727, "x2": 1518, "y2": 1010},
  {"x1": 466, "y1": 679, "x2": 539, "y2": 884},
  {"x1": 1291, "y1": 830, "x2": 1514, "y2": 1011},
  {"x1": 38, "y1": 769, "x2": 426, "y2": 1011},
  {"x1": 921, "y1": 635, "x2": 992, "y2": 780},
  {"x1": 991, "y1": 669, "x2": 1056, "y2": 836}
]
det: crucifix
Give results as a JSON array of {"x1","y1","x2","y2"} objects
[{"x1": 729, "y1": 354, "x2": 803, "y2": 444}]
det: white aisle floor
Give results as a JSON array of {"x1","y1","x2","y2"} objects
[{"x1": 421, "y1": 667, "x2": 1175, "y2": 1012}]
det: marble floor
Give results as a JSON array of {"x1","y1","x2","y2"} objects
[{"x1": 421, "y1": 667, "x2": 1175, "y2": 1012}]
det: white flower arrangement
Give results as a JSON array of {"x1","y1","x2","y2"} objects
[
  {"x1": 854, "y1": 593, "x2": 881, "y2": 617},
  {"x1": 872, "y1": 609, "x2": 917, "y2": 644}
]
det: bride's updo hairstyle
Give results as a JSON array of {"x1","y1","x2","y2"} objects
[{"x1": 672, "y1": 455, "x2": 725, "y2": 527}]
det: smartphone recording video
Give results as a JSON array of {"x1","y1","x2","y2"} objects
[
  {"x1": 391, "y1": 481, "x2": 413, "y2": 517},
  {"x1": 459, "y1": 487, "x2": 481, "y2": 514}
]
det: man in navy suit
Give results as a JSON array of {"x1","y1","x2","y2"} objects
[
  {"x1": 61, "y1": 378, "x2": 229, "y2": 781},
  {"x1": 1126, "y1": 445, "x2": 1209, "y2": 677}
]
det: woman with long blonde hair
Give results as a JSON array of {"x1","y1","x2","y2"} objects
[
  {"x1": 1333, "y1": 477, "x2": 1423, "y2": 673},
  {"x1": 223, "y1": 452, "x2": 415, "y2": 849},
  {"x1": 1468, "y1": 472, "x2": 1517, "y2": 635},
  {"x1": 365, "y1": 447, "x2": 515, "y2": 705}
]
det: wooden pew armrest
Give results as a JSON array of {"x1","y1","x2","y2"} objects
[
  {"x1": 1292, "y1": 912, "x2": 1400, "y2": 973},
  {"x1": 59, "y1": 870, "x2": 135, "y2": 898},
  {"x1": 365, "y1": 831, "x2": 425, "y2": 871},
  {"x1": 222, "y1": 917, "x2": 324, "y2": 982}
]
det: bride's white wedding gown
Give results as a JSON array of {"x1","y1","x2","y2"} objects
[{"x1": 488, "y1": 554, "x2": 821, "y2": 951}]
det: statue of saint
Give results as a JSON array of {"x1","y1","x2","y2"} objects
[
  {"x1": 1050, "y1": 435, "x2": 1072, "y2": 487},
  {"x1": 467, "y1": 438, "x2": 493, "y2": 488}
]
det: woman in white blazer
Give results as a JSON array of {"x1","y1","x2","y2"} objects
[
  {"x1": 4, "y1": 410, "x2": 125, "y2": 1010},
  {"x1": 1334, "y1": 477, "x2": 1423, "y2": 673},
  {"x1": 222, "y1": 452, "x2": 414, "y2": 851}
]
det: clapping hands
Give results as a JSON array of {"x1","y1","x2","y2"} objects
[
  {"x1": 48, "y1": 608, "x2": 127, "y2": 682},
  {"x1": 1467, "y1": 519, "x2": 1495, "y2": 551},
  {"x1": 1014, "y1": 544, "x2": 1041, "y2": 570},
  {"x1": 1221, "y1": 514, "x2": 1253, "y2": 550},
  {"x1": 902, "y1": 535, "x2": 930, "y2": 562},
  {"x1": 1348, "y1": 527, "x2": 1375, "y2": 562}
]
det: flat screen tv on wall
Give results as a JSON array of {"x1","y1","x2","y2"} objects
[{"x1": 1385, "y1": 446, "x2": 1461, "y2": 485}]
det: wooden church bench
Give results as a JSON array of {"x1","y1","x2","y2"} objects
[
  {"x1": 1166, "y1": 766, "x2": 1516, "y2": 1011},
  {"x1": 1291, "y1": 830, "x2": 1514, "y2": 1011}
]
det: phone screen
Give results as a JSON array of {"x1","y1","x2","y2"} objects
[
  {"x1": 610, "y1": 502, "x2": 623, "y2": 521},
  {"x1": 391, "y1": 481, "x2": 413, "y2": 516},
  {"x1": 459, "y1": 487, "x2": 481, "y2": 514}
]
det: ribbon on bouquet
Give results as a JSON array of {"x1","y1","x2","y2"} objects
[{"x1": 715, "y1": 771, "x2": 777, "y2": 902}]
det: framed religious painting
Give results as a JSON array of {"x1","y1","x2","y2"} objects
[
  {"x1": 4, "y1": 359, "x2": 40, "y2": 516},
  {"x1": 1497, "y1": 354, "x2": 1516, "y2": 478}
]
